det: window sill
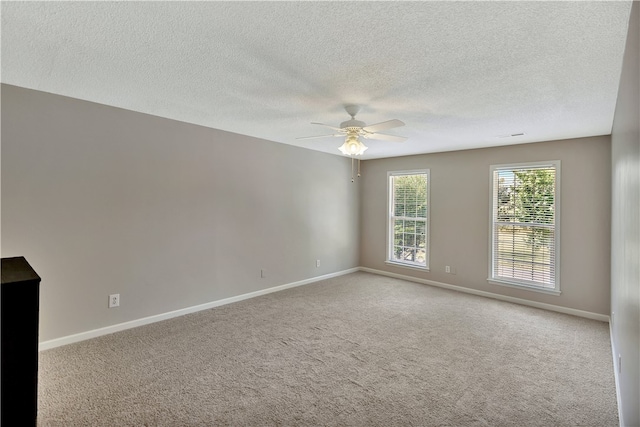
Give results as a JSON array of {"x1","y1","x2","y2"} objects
[
  {"x1": 385, "y1": 261, "x2": 429, "y2": 273},
  {"x1": 487, "y1": 278, "x2": 561, "y2": 296}
]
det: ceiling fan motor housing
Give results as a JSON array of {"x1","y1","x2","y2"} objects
[
  {"x1": 341, "y1": 104, "x2": 365, "y2": 129},
  {"x1": 340, "y1": 120, "x2": 366, "y2": 130}
]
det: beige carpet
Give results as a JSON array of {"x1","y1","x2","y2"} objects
[{"x1": 37, "y1": 272, "x2": 618, "y2": 426}]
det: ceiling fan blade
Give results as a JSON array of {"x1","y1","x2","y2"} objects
[
  {"x1": 362, "y1": 119, "x2": 405, "y2": 133},
  {"x1": 364, "y1": 133, "x2": 407, "y2": 142},
  {"x1": 311, "y1": 122, "x2": 345, "y2": 132},
  {"x1": 296, "y1": 134, "x2": 343, "y2": 140}
]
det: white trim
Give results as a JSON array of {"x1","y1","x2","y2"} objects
[
  {"x1": 39, "y1": 266, "x2": 610, "y2": 352},
  {"x1": 609, "y1": 321, "x2": 624, "y2": 427},
  {"x1": 360, "y1": 266, "x2": 609, "y2": 322},
  {"x1": 487, "y1": 278, "x2": 562, "y2": 296},
  {"x1": 385, "y1": 261, "x2": 429, "y2": 272},
  {"x1": 491, "y1": 160, "x2": 561, "y2": 171},
  {"x1": 38, "y1": 268, "x2": 359, "y2": 351},
  {"x1": 387, "y1": 169, "x2": 430, "y2": 270}
]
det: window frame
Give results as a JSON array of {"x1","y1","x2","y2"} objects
[
  {"x1": 488, "y1": 160, "x2": 561, "y2": 295},
  {"x1": 386, "y1": 169, "x2": 430, "y2": 271}
]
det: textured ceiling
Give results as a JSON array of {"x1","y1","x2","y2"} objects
[{"x1": 1, "y1": 1, "x2": 633, "y2": 159}]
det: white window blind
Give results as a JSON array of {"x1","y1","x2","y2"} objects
[
  {"x1": 490, "y1": 162, "x2": 560, "y2": 292},
  {"x1": 388, "y1": 171, "x2": 429, "y2": 269}
]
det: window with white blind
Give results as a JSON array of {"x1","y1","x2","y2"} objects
[
  {"x1": 387, "y1": 170, "x2": 429, "y2": 270},
  {"x1": 489, "y1": 161, "x2": 561, "y2": 294}
]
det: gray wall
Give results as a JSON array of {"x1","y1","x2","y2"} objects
[
  {"x1": 1, "y1": 84, "x2": 360, "y2": 342},
  {"x1": 360, "y1": 136, "x2": 611, "y2": 315},
  {"x1": 610, "y1": 1, "x2": 640, "y2": 425}
]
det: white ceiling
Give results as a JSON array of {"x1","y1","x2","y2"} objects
[{"x1": 1, "y1": 1, "x2": 633, "y2": 159}]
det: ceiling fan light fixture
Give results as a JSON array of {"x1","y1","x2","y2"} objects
[{"x1": 339, "y1": 134, "x2": 368, "y2": 156}]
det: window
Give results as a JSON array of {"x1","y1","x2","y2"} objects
[
  {"x1": 489, "y1": 161, "x2": 560, "y2": 294},
  {"x1": 387, "y1": 170, "x2": 429, "y2": 270}
]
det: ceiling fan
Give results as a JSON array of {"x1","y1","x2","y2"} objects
[{"x1": 297, "y1": 105, "x2": 407, "y2": 156}]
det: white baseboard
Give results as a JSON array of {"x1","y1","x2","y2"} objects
[
  {"x1": 359, "y1": 267, "x2": 610, "y2": 322},
  {"x1": 609, "y1": 322, "x2": 624, "y2": 427},
  {"x1": 39, "y1": 266, "x2": 610, "y2": 351},
  {"x1": 39, "y1": 268, "x2": 359, "y2": 351}
]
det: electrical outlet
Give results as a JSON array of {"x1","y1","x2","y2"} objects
[
  {"x1": 261, "y1": 269, "x2": 267, "y2": 278},
  {"x1": 108, "y1": 294, "x2": 120, "y2": 308},
  {"x1": 618, "y1": 355, "x2": 622, "y2": 373},
  {"x1": 445, "y1": 265, "x2": 451, "y2": 273},
  {"x1": 316, "y1": 259, "x2": 321, "y2": 268}
]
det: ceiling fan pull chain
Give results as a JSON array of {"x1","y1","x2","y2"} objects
[
  {"x1": 358, "y1": 158, "x2": 361, "y2": 178},
  {"x1": 351, "y1": 157, "x2": 355, "y2": 183}
]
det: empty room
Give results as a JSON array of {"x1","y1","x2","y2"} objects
[{"x1": 1, "y1": 2, "x2": 638, "y2": 426}]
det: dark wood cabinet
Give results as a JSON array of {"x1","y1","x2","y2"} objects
[{"x1": 1, "y1": 256, "x2": 41, "y2": 426}]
